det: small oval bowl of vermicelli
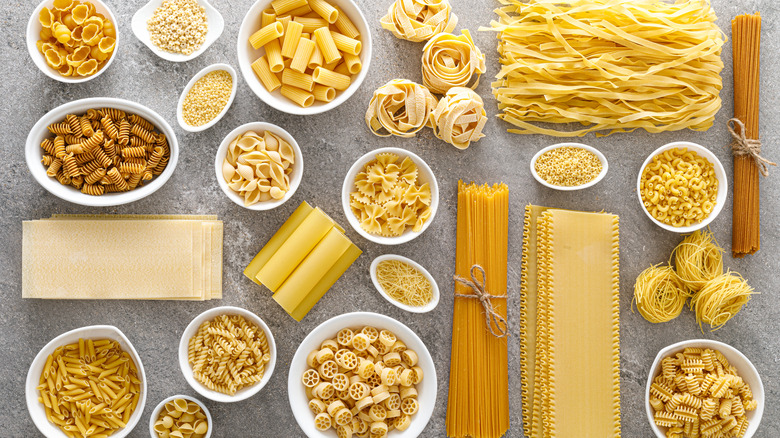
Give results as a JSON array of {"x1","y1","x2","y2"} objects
[{"x1": 646, "y1": 339, "x2": 764, "y2": 438}]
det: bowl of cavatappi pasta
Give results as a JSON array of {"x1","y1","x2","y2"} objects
[
  {"x1": 26, "y1": 325, "x2": 147, "y2": 438},
  {"x1": 289, "y1": 312, "x2": 437, "y2": 438},
  {"x1": 646, "y1": 339, "x2": 764, "y2": 438},
  {"x1": 236, "y1": 0, "x2": 372, "y2": 115},
  {"x1": 27, "y1": 0, "x2": 120, "y2": 83},
  {"x1": 637, "y1": 141, "x2": 727, "y2": 233}
]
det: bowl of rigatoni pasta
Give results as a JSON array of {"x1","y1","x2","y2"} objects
[{"x1": 236, "y1": 0, "x2": 372, "y2": 115}]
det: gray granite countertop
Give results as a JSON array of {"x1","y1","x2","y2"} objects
[{"x1": 2, "y1": 0, "x2": 779, "y2": 437}]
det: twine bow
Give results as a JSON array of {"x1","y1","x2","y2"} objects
[
  {"x1": 727, "y1": 118, "x2": 776, "y2": 177},
  {"x1": 454, "y1": 265, "x2": 508, "y2": 338}
]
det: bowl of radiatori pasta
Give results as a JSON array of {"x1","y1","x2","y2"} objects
[
  {"x1": 637, "y1": 141, "x2": 727, "y2": 233},
  {"x1": 178, "y1": 306, "x2": 277, "y2": 403},
  {"x1": 25, "y1": 325, "x2": 147, "y2": 438}
]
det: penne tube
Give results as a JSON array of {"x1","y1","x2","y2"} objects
[
  {"x1": 294, "y1": 16, "x2": 328, "y2": 33},
  {"x1": 330, "y1": 31, "x2": 361, "y2": 55},
  {"x1": 281, "y1": 21, "x2": 304, "y2": 58},
  {"x1": 286, "y1": 3, "x2": 312, "y2": 16},
  {"x1": 276, "y1": 15, "x2": 292, "y2": 33},
  {"x1": 342, "y1": 52, "x2": 362, "y2": 75},
  {"x1": 264, "y1": 39, "x2": 284, "y2": 73},
  {"x1": 308, "y1": 40, "x2": 323, "y2": 70},
  {"x1": 309, "y1": 0, "x2": 338, "y2": 23},
  {"x1": 314, "y1": 27, "x2": 341, "y2": 64},
  {"x1": 249, "y1": 22, "x2": 284, "y2": 50},
  {"x1": 334, "y1": 6, "x2": 360, "y2": 39},
  {"x1": 260, "y1": 8, "x2": 276, "y2": 27},
  {"x1": 281, "y1": 85, "x2": 315, "y2": 107},
  {"x1": 290, "y1": 38, "x2": 316, "y2": 73},
  {"x1": 252, "y1": 56, "x2": 282, "y2": 92},
  {"x1": 312, "y1": 67, "x2": 351, "y2": 91},
  {"x1": 333, "y1": 61, "x2": 350, "y2": 76},
  {"x1": 282, "y1": 68, "x2": 314, "y2": 91},
  {"x1": 313, "y1": 84, "x2": 336, "y2": 102},
  {"x1": 270, "y1": 0, "x2": 307, "y2": 15}
]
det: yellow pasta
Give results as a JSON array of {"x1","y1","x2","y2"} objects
[
  {"x1": 282, "y1": 69, "x2": 314, "y2": 91},
  {"x1": 312, "y1": 67, "x2": 350, "y2": 91},
  {"x1": 290, "y1": 37, "x2": 316, "y2": 73},
  {"x1": 375, "y1": 259, "x2": 433, "y2": 307},
  {"x1": 381, "y1": 0, "x2": 457, "y2": 42},
  {"x1": 308, "y1": 0, "x2": 338, "y2": 23},
  {"x1": 281, "y1": 21, "x2": 304, "y2": 59},
  {"x1": 691, "y1": 272, "x2": 754, "y2": 331},
  {"x1": 270, "y1": 0, "x2": 307, "y2": 15},
  {"x1": 632, "y1": 265, "x2": 690, "y2": 323},
  {"x1": 313, "y1": 84, "x2": 336, "y2": 102},
  {"x1": 281, "y1": 85, "x2": 315, "y2": 107},
  {"x1": 313, "y1": 27, "x2": 341, "y2": 64},
  {"x1": 421, "y1": 30, "x2": 485, "y2": 94},
  {"x1": 365, "y1": 79, "x2": 437, "y2": 138},
  {"x1": 334, "y1": 5, "x2": 360, "y2": 39},
  {"x1": 252, "y1": 56, "x2": 282, "y2": 93},
  {"x1": 294, "y1": 16, "x2": 328, "y2": 33},
  {"x1": 153, "y1": 399, "x2": 209, "y2": 438},
  {"x1": 430, "y1": 87, "x2": 487, "y2": 149},
  {"x1": 264, "y1": 39, "x2": 284, "y2": 73},
  {"x1": 342, "y1": 52, "x2": 362, "y2": 75},
  {"x1": 330, "y1": 31, "x2": 361, "y2": 56},
  {"x1": 249, "y1": 21, "x2": 284, "y2": 50},
  {"x1": 673, "y1": 229, "x2": 724, "y2": 291},
  {"x1": 260, "y1": 8, "x2": 276, "y2": 27}
]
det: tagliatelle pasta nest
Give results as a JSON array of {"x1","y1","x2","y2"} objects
[
  {"x1": 421, "y1": 30, "x2": 485, "y2": 94},
  {"x1": 430, "y1": 87, "x2": 487, "y2": 149},
  {"x1": 222, "y1": 130, "x2": 295, "y2": 206},
  {"x1": 380, "y1": 0, "x2": 457, "y2": 42},
  {"x1": 365, "y1": 79, "x2": 438, "y2": 138},
  {"x1": 486, "y1": 0, "x2": 725, "y2": 137}
]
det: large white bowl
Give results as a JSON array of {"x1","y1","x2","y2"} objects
[
  {"x1": 26, "y1": 325, "x2": 147, "y2": 438},
  {"x1": 530, "y1": 142, "x2": 608, "y2": 191},
  {"x1": 148, "y1": 394, "x2": 212, "y2": 438},
  {"x1": 25, "y1": 97, "x2": 179, "y2": 207},
  {"x1": 288, "y1": 312, "x2": 437, "y2": 438},
  {"x1": 342, "y1": 148, "x2": 439, "y2": 245},
  {"x1": 214, "y1": 122, "x2": 303, "y2": 211},
  {"x1": 646, "y1": 339, "x2": 764, "y2": 438},
  {"x1": 176, "y1": 63, "x2": 238, "y2": 132},
  {"x1": 236, "y1": 0, "x2": 372, "y2": 115},
  {"x1": 637, "y1": 141, "x2": 728, "y2": 233},
  {"x1": 178, "y1": 306, "x2": 277, "y2": 403},
  {"x1": 370, "y1": 254, "x2": 440, "y2": 313},
  {"x1": 131, "y1": 0, "x2": 224, "y2": 62},
  {"x1": 27, "y1": 0, "x2": 120, "y2": 83}
]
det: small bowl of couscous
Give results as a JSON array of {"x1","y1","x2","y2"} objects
[
  {"x1": 177, "y1": 63, "x2": 237, "y2": 132},
  {"x1": 530, "y1": 143, "x2": 608, "y2": 191}
]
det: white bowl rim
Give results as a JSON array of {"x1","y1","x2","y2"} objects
[
  {"x1": 213, "y1": 121, "x2": 304, "y2": 211},
  {"x1": 530, "y1": 142, "x2": 609, "y2": 191},
  {"x1": 131, "y1": 0, "x2": 224, "y2": 63},
  {"x1": 235, "y1": 0, "x2": 372, "y2": 115},
  {"x1": 25, "y1": 97, "x2": 179, "y2": 207},
  {"x1": 369, "y1": 254, "x2": 440, "y2": 313},
  {"x1": 176, "y1": 63, "x2": 238, "y2": 132},
  {"x1": 287, "y1": 311, "x2": 437, "y2": 438},
  {"x1": 148, "y1": 394, "x2": 212, "y2": 438},
  {"x1": 26, "y1": 325, "x2": 147, "y2": 438},
  {"x1": 27, "y1": 0, "x2": 120, "y2": 83},
  {"x1": 645, "y1": 339, "x2": 764, "y2": 438},
  {"x1": 178, "y1": 306, "x2": 277, "y2": 403},
  {"x1": 341, "y1": 147, "x2": 439, "y2": 245},
  {"x1": 636, "y1": 141, "x2": 728, "y2": 233}
]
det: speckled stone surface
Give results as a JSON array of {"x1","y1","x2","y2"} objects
[{"x1": 2, "y1": 0, "x2": 779, "y2": 437}]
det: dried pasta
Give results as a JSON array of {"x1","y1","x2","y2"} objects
[
  {"x1": 36, "y1": 1, "x2": 116, "y2": 78},
  {"x1": 429, "y1": 87, "x2": 486, "y2": 150},
  {"x1": 691, "y1": 273, "x2": 754, "y2": 332},
  {"x1": 36, "y1": 338, "x2": 142, "y2": 437},
  {"x1": 152, "y1": 398, "x2": 209, "y2": 438},
  {"x1": 673, "y1": 229, "x2": 724, "y2": 291},
  {"x1": 380, "y1": 0, "x2": 457, "y2": 42},
  {"x1": 221, "y1": 129, "x2": 295, "y2": 206},
  {"x1": 633, "y1": 265, "x2": 690, "y2": 323},
  {"x1": 533, "y1": 146, "x2": 602, "y2": 187},
  {"x1": 375, "y1": 259, "x2": 433, "y2": 307},
  {"x1": 188, "y1": 314, "x2": 271, "y2": 396},
  {"x1": 485, "y1": 0, "x2": 725, "y2": 136},
  {"x1": 365, "y1": 79, "x2": 437, "y2": 138},
  {"x1": 421, "y1": 30, "x2": 485, "y2": 94}
]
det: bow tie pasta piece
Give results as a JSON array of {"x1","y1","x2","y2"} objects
[
  {"x1": 380, "y1": 0, "x2": 457, "y2": 42},
  {"x1": 365, "y1": 79, "x2": 438, "y2": 138},
  {"x1": 430, "y1": 87, "x2": 487, "y2": 149},
  {"x1": 422, "y1": 30, "x2": 486, "y2": 94}
]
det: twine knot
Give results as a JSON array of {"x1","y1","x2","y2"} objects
[
  {"x1": 727, "y1": 118, "x2": 776, "y2": 177},
  {"x1": 453, "y1": 265, "x2": 508, "y2": 338}
]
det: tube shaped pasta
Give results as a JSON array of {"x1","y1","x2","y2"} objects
[
  {"x1": 313, "y1": 85, "x2": 336, "y2": 102},
  {"x1": 312, "y1": 67, "x2": 351, "y2": 91},
  {"x1": 290, "y1": 38, "x2": 316, "y2": 73},
  {"x1": 330, "y1": 31, "x2": 361, "y2": 55},
  {"x1": 309, "y1": 0, "x2": 338, "y2": 23},
  {"x1": 261, "y1": 8, "x2": 276, "y2": 28},
  {"x1": 334, "y1": 6, "x2": 360, "y2": 39},
  {"x1": 282, "y1": 69, "x2": 314, "y2": 91},
  {"x1": 308, "y1": 42, "x2": 324, "y2": 70},
  {"x1": 249, "y1": 22, "x2": 284, "y2": 50},
  {"x1": 281, "y1": 85, "x2": 315, "y2": 107},
  {"x1": 265, "y1": 39, "x2": 284, "y2": 73},
  {"x1": 313, "y1": 27, "x2": 341, "y2": 64},
  {"x1": 252, "y1": 56, "x2": 282, "y2": 92},
  {"x1": 281, "y1": 21, "x2": 304, "y2": 59},
  {"x1": 295, "y1": 16, "x2": 328, "y2": 33},
  {"x1": 270, "y1": 0, "x2": 307, "y2": 15},
  {"x1": 342, "y1": 52, "x2": 362, "y2": 75}
]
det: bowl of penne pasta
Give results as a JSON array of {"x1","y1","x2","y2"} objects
[{"x1": 236, "y1": 0, "x2": 372, "y2": 115}]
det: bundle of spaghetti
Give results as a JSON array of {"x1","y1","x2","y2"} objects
[
  {"x1": 690, "y1": 272, "x2": 755, "y2": 331},
  {"x1": 632, "y1": 265, "x2": 690, "y2": 323},
  {"x1": 485, "y1": 0, "x2": 725, "y2": 137},
  {"x1": 672, "y1": 229, "x2": 724, "y2": 291},
  {"x1": 731, "y1": 13, "x2": 762, "y2": 257},
  {"x1": 446, "y1": 181, "x2": 509, "y2": 438}
]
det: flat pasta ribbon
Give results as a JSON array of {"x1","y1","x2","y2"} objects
[
  {"x1": 365, "y1": 79, "x2": 438, "y2": 138},
  {"x1": 454, "y1": 264, "x2": 508, "y2": 338},
  {"x1": 422, "y1": 30, "x2": 485, "y2": 94},
  {"x1": 430, "y1": 87, "x2": 487, "y2": 149},
  {"x1": 380, "y1": 0, "x2": 458, "y2": 42}
]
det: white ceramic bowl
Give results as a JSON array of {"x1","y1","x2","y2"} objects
[
  {"x1": 27, "y1": 0, "x2": 120, "y2": 83},
  {"x1": 342, "y1": 148, "x2": 439, "y2": 245},
  {"x1": 26, "y1": 325, "x2": 147, "y2": 438},
  {"x1": 178, "y1": 306, "x2": 277, "y2": 403},
  {"x1": 646, "y1": 339, "x2": 764, "y2": 438},
  {"x1": 214, "y1": 122, "x2": 303, "y2": 211},
  {"x1": 132, "y1": 0, "x2": 224, "y2": 62},
  {"x1": 148, "y1": 394, "x2": 212, "y2": 438},
  {"x1": 236, "y1": 0, "x2": 372, "y2": 115},
  {"x1": 370, "y1": 254, "x2": 440, "y2": 313},
  {"x1": 637, "y1": 141, "x2": 728, "y2": 233},
  {"x1": 288, "y1": 312, "x2": 437, "y2": 438},
  {"x1": 25, "y1": 97, "x2": 179, "y2": 207},
  {"x1": 530, "y1": 142, "x2": 608, "y2": 191},
  {"x1": 177, "y1": 63, "x2": 238, "y2": 132}
]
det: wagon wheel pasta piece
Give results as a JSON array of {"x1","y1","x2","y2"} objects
[
  {"x1": 422, "y1": 30, "x2": 485, "y2": 94},
  {"x1": 430, "y1": 87, "x2": 487, "y2": 150},
  {"x1": 365, "y1": 79, "x2": 437, "y2": 138},
  {"x1": 380, "y1": 0, "x2": 457, "y2": 42}
]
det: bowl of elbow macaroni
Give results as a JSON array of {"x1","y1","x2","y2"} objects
[{"x1": 637, "y1": 141, "x2": 727, "y2": 233}]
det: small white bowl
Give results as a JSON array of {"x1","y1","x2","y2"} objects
[
  {"x1": 370, "y1": 254, "x2": 440, "y2": 313},
  {"x1": 26, "y1": 325, "x2": 147, "y2": 438},
  {"x1": 25, "y1": 97, "x2": 179, "y2": 207},
  {"x1": 178, "y1": 306, "x2": 277, "y2": 403},
  {"x1": 342, "y1": 147, "x2": 439, "y2": 245},
  {"x1": 132, "y1": 0, "x2": 224, "y2": 62},
  {"x1": 236, "y1": 0, "x2": 372, "y2": 115},
  {"x1": 646, "y1": 339, "x2": 764, "y2": 438},
  {"x1": 288, "y1": 312, "x2": 437, "y2": 438},
  {"x1": 177, "y1": 63, "x2": 238, "y2": 132},
  {"x1": 148, "y1": 394, "x2": 212, "y2": 438},
  {"x1": 530, "y1": 142, "x2": 608, "y2": 191},
  {"x1": 27, "y1": 0, "x2": 120, "y2": 83},
  {"x1": 214, "y1": 122, "x2": 303, "y2": 211},
  {"x1": 637, "y1": 141, "x2": 728, "y2": 233}
]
